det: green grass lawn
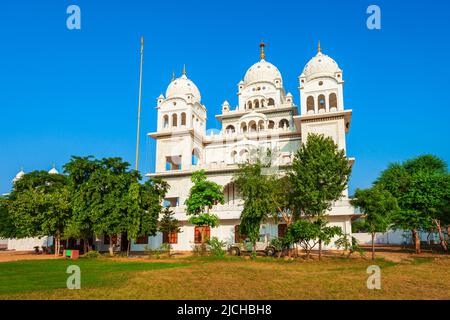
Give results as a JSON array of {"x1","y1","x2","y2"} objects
[{"x1": 0, "y1": 258, "x2": 189, "y2": 295}]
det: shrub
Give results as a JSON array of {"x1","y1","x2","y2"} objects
[
  {"x1": 207, "y1": 237, "x2": 226, "y2": 257},
  {"x1": 83, "y1": 250, "x2": 100, "y2": 259}
]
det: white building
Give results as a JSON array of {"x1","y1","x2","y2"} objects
[{"x1": 134, "y1": 43, "x2": 356, "y2": 252}]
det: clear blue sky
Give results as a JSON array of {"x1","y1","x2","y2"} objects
[{"x1": 1, "y1": 0, "x2": 449, "y2": 195}]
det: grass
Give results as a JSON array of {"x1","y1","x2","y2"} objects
[
  {"x1": 0, "y1": 253, "x2": 449, "y2": 300},
  {"x1": 0, "y1": 258, "x2": 189, "y2": 295}
]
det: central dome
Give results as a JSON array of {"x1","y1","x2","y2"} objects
[
  {"x1": 165, "y1": 74, "x2": 201, "y2": 102},
  {"x1": 244, "y1": 59, "x2": 282, "y2": 84}
]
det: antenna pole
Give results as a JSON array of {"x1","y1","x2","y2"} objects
[{"x1": 135, "y1": 36, "x2": 144, "y2": 171}]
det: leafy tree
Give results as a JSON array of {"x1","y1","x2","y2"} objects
[
  {"x1": 185, "y1": 170, "x2": 224, "y2": 252},
  {"x1": 376, "y1": 155, "x2": 449, "y2": 253},
  {"x1": 6, "y1": 171, "x2": 71, "y2": 255},
  {"x1": 351, "y1": 186, "x2": 398, "y2": 259},
  {"x1": 288, "y1": 133, "x2": 351, "y2": 260},
  {"x1": 233, "y1": 150, "x2": 278, "y2": 256},
  {"x1": 286, "y1": 219, "x2": 319, "y2": 259},
  {"x1": 158, "y1": 207, "x2": 180, "y2": 256}
]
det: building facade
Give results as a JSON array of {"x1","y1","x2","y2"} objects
[{"x1": 138, "y1": 43, "x2": 356, "y2": 252}]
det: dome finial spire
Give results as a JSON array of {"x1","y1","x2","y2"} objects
[
  {"x1": 182, "y1": 64, "x2": 186, "y2": 76},
  {"x1": 171, "y1": 70, "x2": 175, "y2": 82},
  {"x1": 317, "y1": 40, "x2": 321, "y2": 53},
  {"x1": 260, "y1": 41, "x2": 266, "y2": 60}
]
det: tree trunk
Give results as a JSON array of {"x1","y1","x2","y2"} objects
[
  {"x1": 54, "y1": 234, "x2": 60, "y2": 256},
  {"x1": 109, "y1": 237, "x2": 114, "y2": 256},
  {"x1": 412, "y1": 229, "x2": 421, "y2": 254},
  {"x1": 433, "y1": 220, "x2": 447, "y2": 251},
  {"x1": 318, "y1": 239, "x2": 322, "y2": 261},
  {"x1": 371, "y1": 232, "x2": 375, "y2": 260},
  {"x1": 83, "y1": 237, "x2": 89, "y2": 254},
  {"x1": 127, "y1": 240, "x2": 131, "y2": 257}
]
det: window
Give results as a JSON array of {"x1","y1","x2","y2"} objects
[
  {"x1": 163, "y1": 197, "x2": 179, "y2": 208},
  {"x1": 268, "y1": 98, "x2": 275, "y2": 106},
  {"x1": 166, "y1": 156, "x2": 181, "y2": 171},
  {"x1": 181, "y1": 112, "x2": 186, "y2": 126},
  {"x1": 136, "y1": 235, "x2": 148, "y2": 244},
  {"x1": 329, "y1": 93, "x2": 337, "y2": 110},
  {"x1": 163, "y1": 232, "x2": 178, "y2": 244},
  {"x1": 192, "y1": 149, "x2": 200, "y2": 165},
  {"x1": 249, "y1": 121, "x2": 257, "y2": 132},
  {"x1": 225, "y1": 125, "x2": 235, "y2": 134},
  {"x1": 307, "y1": 96, "x2": 315, "y2": 113},
  {"x1": 254, "y1": 100, "x2": 259, "y2": 108},
  {"x1": 318, "y1": 94, "x2": 326, "y2": 111},
  {"x1": 172, "y1": 113, "x2": 178, "y2": 127},
  {"x1": 104, "y1": 234, "x2": 117, "y2": 245},
  {"x1": 278, "y1": 224, "x2": 287, "y2": 238},
  {"x1": 163, "y1": 115, "x2": 169, "y2": 128},
  {"x1": 194, "y1": 226, "x2": 211, "y2": 244},
  {"x1": 279, "y1": 119, "x2": 289, "y2": 129},
  {"x1": 268, "y1": 120, "x2": 275, "y2": 129}
]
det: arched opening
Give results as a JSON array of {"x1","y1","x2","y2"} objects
[
  {"x1": 172, "y1": 114, "x2": 178, "y2": 127},
  {"x1": 225, "y1": 125, "x2": 235, "y2": 134},
  {"x1": 329, "y1": 93, "x2": 337, "y2": 111},
  {"x1": 231, "y1": 150, "x2": 237, "y2": 163},
  {"x1": 268, "y1": 120, "x2": 275, "y2": 129},
  {"x1": 192, "y1": 148, "x2": 200, "y2": 166},
  {"x1": 248, "y1": 121, "x2": 257, "y2": 132},
  {"x1": 240, "y1": 122, "x2": 247, "y2": 133},
  {"x1": 261, "y1": 99, "x2": 265, "y2": 107},
  {"x1": 279, "y1": 119, "x2": 289, "y2": 129},
  {"x1": 239, "y1": 149, "x2": 249, "y2": 162},
  {"x1": 254, "y1": 100, "x2": 259, "y2": 108},
  {"x1": 247, "y1": 101, "x2": 252, "y2": 109},
  {"x1": 181, "y1": 112, "x2": 186, "y2": 126},
  {"x1": 268, "y1": 98, "x2": 275, "y2": 106},
  {"x1": 258, "y1": 120, "x2": 265, "y2": 131},
  {"x1": 307, "y1": 96, "x2": 315, "y2": 113},
  {"x1": 163, "y1": 115, "x2": 169, "y2": 128},
  {"x1": 318, "y1": 94, "x2": 326, "y2": 112}
]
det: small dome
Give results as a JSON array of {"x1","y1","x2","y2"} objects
[
  {"x1": 244, "y1": 59, "x2": 282, "y2": 84},
  {"x1": 301, "y1": 52, "x2": 341, "y2": 81},
  {"x1": 12, "y1": 169, "x2": 25, "y2": 183},
  {"x1": 48, "y1": 167, "x2": 59, "y2": 175},
  {"x1": 165, "y1": 74, "x2": 201, "y2": 103}
]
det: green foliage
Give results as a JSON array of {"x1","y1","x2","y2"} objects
[
  {"x1": 83, "y1": 250, "x2": 101, "y2": 259},
  {"x1": 351, "y1": 186, "x2": 398, "y2": 234},
  {"x1": 335, "y1": 234, "x2": 364, "y2": 258},
  {"x1": 207, "y1": 237, "x2": 226, "y2": 257},
  {"x1": 185, "y1": 170, "x2": 224, "y2": 216},
  {"x1": 286, "y1": 219, "x2": 319, "y2": 257},
  {"x1": 188, "y1": 213, "x2": 219, "y2": 228},
  {"x1": 288, "y1": 133, "x2": 352, "y2": 217},
  {"x1": 351, "y1": 218, "x2": 367, "y2": 233},
  {"x1": 159, "y1": 207, "x2": 180, "y2": 235}
]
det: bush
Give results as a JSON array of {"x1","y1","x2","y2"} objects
[
  {"x1": 83, "y1": 250, "x2": 100, "y2": 259},
  {"x1": 207, "y1": 237, "x2": 226, "y2": 257}
]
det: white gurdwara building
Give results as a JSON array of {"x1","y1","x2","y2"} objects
[{"x1": 143, "y1": 43, "x2": 355, "y2": 251}]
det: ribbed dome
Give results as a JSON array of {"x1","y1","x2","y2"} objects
[
  {"x1": 301, "y1": 52, "x2": 341, "y2": 81},
  {"x1": 165, "y1": 75, "x2": 201, "y2": 103},
  {"x1": 244, "y1": 59, "x2": 282, "y2": 84},
  {"x1": 48, "y1": 167, "x2": 59, "y2": 174},
  {"x1": 12, "y1": 170, "x2": 25, "y2": 183}
]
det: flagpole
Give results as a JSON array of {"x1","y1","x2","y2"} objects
[{"x1": 135, "y1": 36, "x2": 144, "y2": 171}]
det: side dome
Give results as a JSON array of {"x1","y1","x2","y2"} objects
[
  {"x1": 165, "y1": 74, "x2": 201, "y2": 103},
  {"x1": 301, "y1": 51, "x2": 342, "y2": 81},
  {"x1": 244, "y1": 59, "x2": 282, "y2": 84},
  {"x1": 12, "y1": 169, "x2": 25, "y2": 183}
]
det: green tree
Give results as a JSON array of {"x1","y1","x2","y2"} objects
[
  {"x1": 351, "y1": 186, "x2": 398, "y2": 259},
  {"x1": 6, "y1": 171, "x2": 71, "y2": 255},
  {"x1": 376, "y1": 155, "x2": 449, "y2": 253},
  {"x1": 158, "y1": 207, "x2": 181, "y2": 256},
  {"x1": 286, "y1": 219, "x2": 319, "y2": 259},
  {"x1": 233, "y1": 149, "x2": 279, "y2": 256},
  {"x1": 185, "y1": 170, "x2": 224, "y2": 253},
  {"x1": 288, "y1": 133, "x2": 351, "y2": 260}
]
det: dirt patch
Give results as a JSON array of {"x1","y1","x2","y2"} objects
[{"x1": 0, "y1": 251, "x2": 61, "y2": 263}]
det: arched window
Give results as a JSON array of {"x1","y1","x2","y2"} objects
[
  {"x1": 231, "y1": 150, "x2": 237, "y2": 163},
  {"x1": 247, "y1": 101, "x2": 252, "y2": 109},
  {"x1": 254, "y1": 100, "x2": 259, "y2": 108},
  {"x1": 240, "y1": 122, "x2": 247, "y2": 133},
  {"x1": 249, "y1": 121, "x2": 257, "y2": 132},
  {"x1": 329, "y1": 93, "x2": 337, "y2": 110},
  {"x1": 279, "y1": 119, "x2": 289, "y2": 129},
  {"x1": 268, "y1": 98, "x2": 275, "y2": 106},
  {"x1": 318, "y1": 94, "x2": 326, "y2": 112},
  {"x1": 172, "y1": 114, "x2": 178, "y2": 127},
  {"x1": 268, "y1": 120, "x2": 275, "y2": 129},
  {"x1": 239, "y1": 149, "x2": 249, "y2": 162},
  {"x1": 261, "y1": 99, "x2": 265, "y2": 107},
  {"x1": 258, "y1": 120, "x2": 265, "y2": 131},
  {"x1": 225, "y1": 125, "x2": 235, "y2": 134},
  {"x1": 163, "y1": 115, "x2": 169, "y2": 128},
  {"x1": 181, "y1": 112, "x2": 186, "y2": 126},
  {"x1": 192, "y1": 149, "x2": 200, "y2": 166},
  {"x1": 307, "y1": 96, "x2": 315, "y2": 113}
]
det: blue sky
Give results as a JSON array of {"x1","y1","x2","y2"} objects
[{"x1": 1, "y1": 0, "x2": 449, "y2": 195}]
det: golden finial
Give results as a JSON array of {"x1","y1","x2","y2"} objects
[
  {"x1": 171, "y1": 71, "x2": 175, "y2": 82},
  {"x1": 260, "y1": 41, "x2": 266, "y2": 60},
  {"x1": 182, "y1": 64, "x2": 186, "y2": 76},
  {"x1": 317, "y1": 40, "x2": 321, "y2": 53}
]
